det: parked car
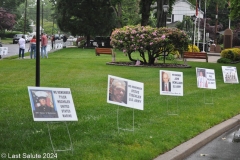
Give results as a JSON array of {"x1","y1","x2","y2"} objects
[
  {"x1": 13, "y1": 34, "x2": 23, "y2": 44},
  {"x1": 93, "y1": 36, "x2": 111, "y2": 48},
  {"x1": 54, "y1": 34, "x2": 60, "y2": 40},
  {"x1": 28, "y1": 34, "x2": 33, "y2": 42},
  {"x1": 25, "y1": 35, "x2": 29, "y2": 43}
]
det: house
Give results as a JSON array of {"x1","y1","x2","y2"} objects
[
  {"x1": 167, "y1": 0, "x2": 204, "y2": 24},
  {"x1": 167, "y1": 0, "x2": 207, "y2": 50}
]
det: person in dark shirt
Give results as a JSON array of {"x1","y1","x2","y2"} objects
[
  {"x1": 162, "y1": 72, "x2": 171, "y2": 91},
  {"x1": 63, "y1": 35, "x2": 67, "y2": 48}
]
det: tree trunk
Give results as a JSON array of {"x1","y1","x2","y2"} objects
[
  {"x1": 110, "y1": 1, "x2": 122, "y2": 28},
  {"x1": 117, "y1": 2, "x2": 122, "y2": 28},
  {"x1": 147, "y1": 50, "x2": 155, "y2": 65},
  {"x1": 86, "y1": 34, "x2": 91, "y2": 47},
  {"x1": 140, "y1": 0, "x2": 153, "y2": 26},
  {"x1": 156, "y1": 0, "x2": 167, "y2": 28}
]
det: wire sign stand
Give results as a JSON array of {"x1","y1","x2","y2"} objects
[
  {"x1": 117, "y1": 106, "x2": 135, "y2": 133},
  {"x1": 47, "y1": 121, "x2": 73, "y2": 154},
  {"x1": 229, "y1": 83, "x2": 237, "y2": 97},
  {"x1": 167, "y1": 96, "x2": 179, "y2": 116},
  {"x1": 203, "y1": 89, "x2": 214, "y2": 105}
]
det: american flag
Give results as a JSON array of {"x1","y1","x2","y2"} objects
[{"x1": 196, "y1": 0, "x2": 200, "y2": 16}]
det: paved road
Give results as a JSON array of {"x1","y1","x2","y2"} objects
[
  {"x1": 155, "y1": 113, "x2": 240, "y2": 160},
  {"x1": 0, "y1": 39, "x2": 73, "y2": 58},
  {"x1": 185, "y1": 125, "x2": 240, "y2": 160}
]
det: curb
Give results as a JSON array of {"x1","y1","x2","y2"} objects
[{"x1": 154, "y1": 114, "x2": 240, "y2": 160}]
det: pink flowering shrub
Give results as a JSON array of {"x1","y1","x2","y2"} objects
[{"x1": 110, "y1": 25, "x2": 188, "y2": 65}]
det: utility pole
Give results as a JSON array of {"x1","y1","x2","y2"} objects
[
  {"x1": 36, "y1": 0, "x2": 40, "y2": 86},
  {"x1": 52, "y1": 15, "x2": 54, "y2": 35},
  {"x1": 24, "y1": 0, "x2": 27, "y2": 34},
  {"x1": 42, "y1": 0, "x2": 43, "y2": 33}
]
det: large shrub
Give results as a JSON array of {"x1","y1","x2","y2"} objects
[
  {"x1": 188, "y1": 44, "x2": 200, "y2": 52},
  {"x1": 220, "y1": 48, "x2": 240, "y2": 61},
  {"x1": 110, "y1": 25, "x2": 188, "y2": 65}
]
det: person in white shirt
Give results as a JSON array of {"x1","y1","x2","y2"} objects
[
  {"x1": 18, "y1": 35, "x2": 26, "y2": 59},
  {"x1": 197, "y1": 69, "x2": 208, "y2": 88}
]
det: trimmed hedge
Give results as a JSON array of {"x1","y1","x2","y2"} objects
[
  {"x1": 0, "y1": 31, "x2": 23, "y2": 39},
  {"x1": 220, "y1": 48, "x2": 240, "y2": 61},
  {"x1": 188, "y1": 44, "x2": 200, "y2": 52}
]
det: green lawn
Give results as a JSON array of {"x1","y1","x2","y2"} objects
[
  {"x1": 0, "y1": 48, "x2": 239, "y2": 160},
  {"x1": 0, "y1": 38, "x2": 13, "y2": 44}
]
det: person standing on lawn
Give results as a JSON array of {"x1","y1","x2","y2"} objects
[
  {"x1": 41, "y1": 33, "x2": 48, "y2": 58},
  {"x1": 63, "y1": 35, "x2": 67, "y2": 48},
  {"x1": 18, "y1": 35, "x2": 26, "y2": 59},
  {"x1": 29, "y1": 35, "x2": 36, "y2": 59},
  {"x1": 51, "y1": 35, "x2": 55, "y2": 49}
]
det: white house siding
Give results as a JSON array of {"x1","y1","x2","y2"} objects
[{"x1": 169, "y1": 0, "x2": 203, "y2": 23}]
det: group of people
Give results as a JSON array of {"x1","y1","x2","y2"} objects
[
  {"x1": 18, "y1": 33, "x2": 68, "y2": 59},
  {"x1": 18, "y1": 33, "x2": 48, "y2": 59}
]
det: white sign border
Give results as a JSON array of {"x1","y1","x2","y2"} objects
[
  {"x1": 28, "y1": 86, "x2": 78, "y2": 121},
  {"x1": 107, "y1": 75, "x2": 144, "y2": 110}
]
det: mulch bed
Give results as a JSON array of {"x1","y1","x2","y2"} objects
[{"x1": 106, "y1": 62, "x2": 191, "y2": 68}]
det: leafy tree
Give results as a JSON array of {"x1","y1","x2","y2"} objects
[
  {"x1": 139, "y1": 0, "x2": 175, "y2": 27},
  {"x1": 0, "y1": 8, "x2": 16, "y2": 30},
  {"x1": 0, "y1": 0, "x2": 25, "y2": 12},
  {"x1": 12, "y1": 16, "x2": 31, "y2": 33},
  {"x1": 0, "y1": 7, "x2": 16, "y2": 38},
  {"x1": 229, "y1": 0, "x2": 240, "y2": 20},
  {"x1": 175, "y1": 16, "x2": 193, "y2": 40},
  {"x1": 110, "y1": 0, "x2": 141, "y2": 28},
  {"x1": 110, "y1": 0, "x2": 123, "y2": 28},
  {"x1": 0, "y1": 0, "x2": 24, "y2": 36},
  {"x1": 121, "y1": 0, "x2": 141, "y2": 26},
  {"x1": 110, "y1": 25, "x2": 188, "y2": 65},
  {"x1": 55, "y1": 0, "x2": 117, "y2": 46}
]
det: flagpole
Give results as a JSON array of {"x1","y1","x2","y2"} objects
[
  {"x1": 194, "y1": 0, "x2": 199, "y2": 47},
  {"x1": 194, "y1": 19, "x2": 196, "y2": 46},
  {"x1": 203, "y1": 0, "x2": 206, "y2": 52},
  {"x1": 197, "y1": 0, "x2": 201, "y2": 49},
  {"x1": 228, "y1": 1, "x2": 231, "y2": 28}
]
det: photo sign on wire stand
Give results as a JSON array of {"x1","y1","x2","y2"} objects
[
  {"x1": 160, "y1": 70, "x2": 183, "y2": 96},
  {"x1": 28, "y1": 86, "x2": 78, "y2": 121},
  {"x1": 222, "y1": 66, "x2": 239, "y2": 83},
  {"x1": 0, "y1": 47, "x2": 8, "y2": 55},
  {"x1": 196, "y1": 67, "x2": 216, "y2": 89},
  {"x1": 107, "y1": 75, "x2": 144, "y2": 110}
]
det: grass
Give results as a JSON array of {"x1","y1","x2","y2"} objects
[
  {"x1": 0, "y1": 48, "x2": 240, "y2": 160},
  {"x1": 0, "y1": 38, "x2": 13, "y2": 44}
]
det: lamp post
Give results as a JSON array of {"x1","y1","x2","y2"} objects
[
  {"x1": 215, "y1": 14, "x2": 218, "y2": 45},
  {"x1": 163, "y1": 5, "x2": 169, "y2": 27},
  {"x1": 191, "y1": 15, "x2": 196, "y2": 52},
  {"x1": 24, "y1": 0, "x2": 27, "y2": 34},
  {"x1": 36, "y1": 0, "x2": 40, "y2": 86},
  {"x1": 41, "y1": 0, "x2": 44, "y2": 33}
]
